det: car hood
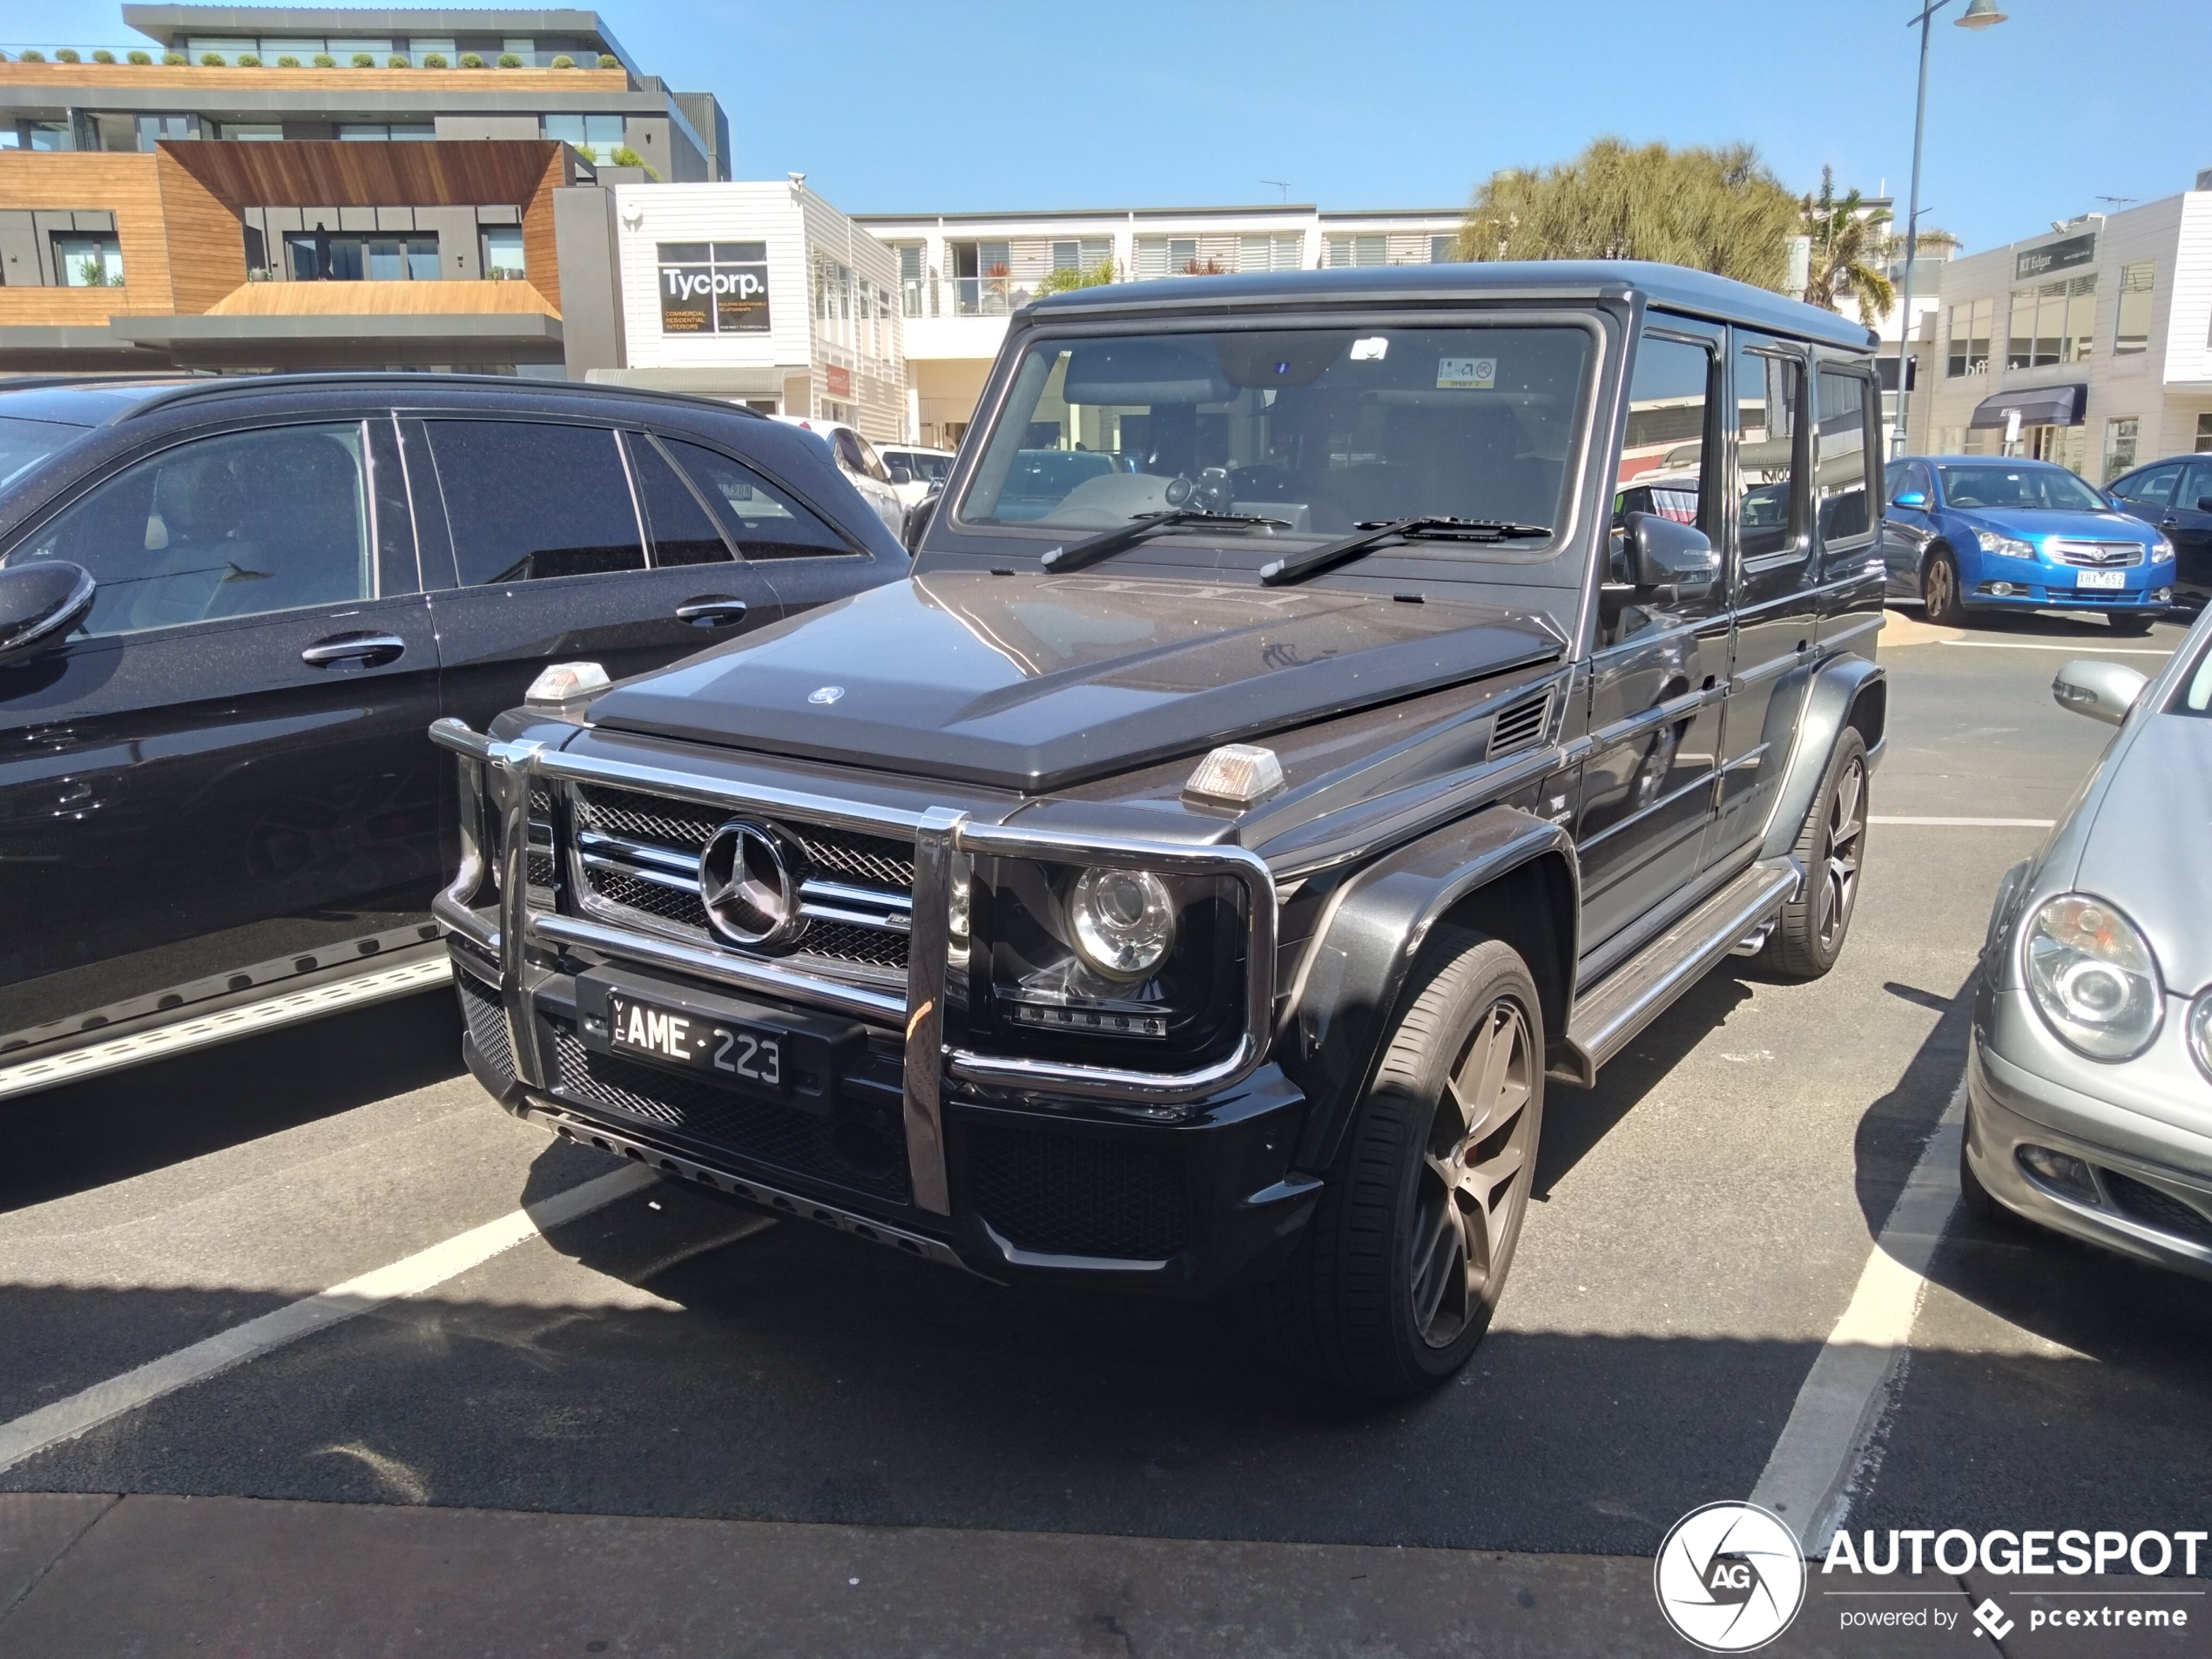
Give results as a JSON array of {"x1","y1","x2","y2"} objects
[
  {"x1": 1950, "y1": 507, "x2": 2159, "y2": 547},
  {"x1": 587, "y1": 570, "x2": 1565, "y2": 792},
  {"x1": 2069, "y1": 712, "x2": 2212, "y2": 991}
]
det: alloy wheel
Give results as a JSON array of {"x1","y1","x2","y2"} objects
[
  {"x1": 1815, "y1": 755, "x2": 1865, "y2": 949},
  {"x1": 1925, "y1": 558, "x2": 1956, "y2": 619},
  {"x1": 1409, "y1": 996, "x2": 1536, "y2": 1348}
]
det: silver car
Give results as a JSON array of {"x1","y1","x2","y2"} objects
[{"x1": 1965, "y1": 607, "x2": 2212, "y2": 1275}]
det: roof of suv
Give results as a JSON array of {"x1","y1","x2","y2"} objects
[
  {"x1": 1, "y1": 372, "x2": 768, "y2": 430},
  {"x1": 0, "y1": 378, "x2": 200, "y2": 427},
  {"x1": 1026, "y1": 260, "x2": 1878, "y2": 352}
]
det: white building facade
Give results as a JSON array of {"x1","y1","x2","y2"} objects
[
  {"x1": 1910, "y1": 178, "x2": 2212, "y2": 481},
  {"x1": 854, "y1": 204, "x2": 1463, "y2": 448},
  {"x1": 590, "y1": 178, "x2": 908, "y2": 442}
]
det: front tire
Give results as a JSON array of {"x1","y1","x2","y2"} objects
[
  {"x1": 1758, "y1": 729, "x2": 1868, "y2": 981},
  {"x1": 1922, "y1": 547, "x2": 1966, "y2": 626},
  {"x1": 1248, "y1": 928, "x2": 1544, "y2": 1399}
]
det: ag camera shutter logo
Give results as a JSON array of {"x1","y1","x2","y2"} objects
[{"x1": 1654, "y1": 1502, "x2": 1805, "y2": 1652}]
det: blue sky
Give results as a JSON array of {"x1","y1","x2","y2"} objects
[{"x1": 25, "y1": 0, "x2": 2211, "y2": 254}]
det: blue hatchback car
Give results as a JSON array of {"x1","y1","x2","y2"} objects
[{"x1": 1882, "y1": 456, "x2": 2176, "y2": 634}]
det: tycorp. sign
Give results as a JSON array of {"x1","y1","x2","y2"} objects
[{"x1": 658, "y1": 241, "x2": 772, "y2": 334}]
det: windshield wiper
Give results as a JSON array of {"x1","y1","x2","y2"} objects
[
  {"x1": 1038, "y1": 509, "x2": 1291, "y2": 575},
  {"x1": 1258, "y1": 516, "x2": 1554, "y2": 588}
]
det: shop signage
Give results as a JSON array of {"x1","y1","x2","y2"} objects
[
  {"x1": 824, "y1": 363, "x2": 853, "y2": 399},
  {"x1": 658, "y1": 241, "x2": 771, "y2": 334},
  {"x1": 2016, "y1": 232, "x2": 2096, "y2": 282}
]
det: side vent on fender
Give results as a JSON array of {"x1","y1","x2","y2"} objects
[{"x1": 1488, "y1": 688, "x2": 1553, "y2": 759}]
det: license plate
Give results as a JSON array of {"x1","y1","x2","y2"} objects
[
  {"x1": 2075, "y1": 569, "x2": 2127, "y2": 590},
  {"x1": 608, "y1": 991, "x2": 785, "y2": 1092}
]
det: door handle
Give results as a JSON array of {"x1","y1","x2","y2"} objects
[
  {"x1": 675, "y1": 596, "x2": 749, "y2": 627},
  {"x1": 301, "y1": 631, "x2": 406, "y2": 668}
]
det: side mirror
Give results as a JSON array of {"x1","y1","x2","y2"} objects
[
  {"x1": 887, "y1": 464, "x2": 913, "y2": 487},
  {"x1": 1620, "y1": 511, "x2": 1718, "y2": 597},
  {"x1": 2195, "y1": 496, "x2": 2212, "y2": 513},
  {"x1": 2052, "y1": 658, "x2": 2149, "y2": 726},
  {"x1": 900, "y1": 492, "x2": 935, "y2": 556},
  {"x1": 1892, "y1": 490, "x2": 1928, "y2": 509},
  {"x1": 0, "y1": 561, "x2": 95, "y2": 663}
]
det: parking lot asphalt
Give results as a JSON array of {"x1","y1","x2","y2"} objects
[{"x1": 0, "y1": 608, "x2": 2204, "y2": 1653}]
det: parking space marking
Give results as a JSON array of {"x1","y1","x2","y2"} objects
[
  {"x1": 1749, "y1": 1082, "x2": 1965, "y2": 1554},
  {"x1": 1937, "y1": 640, "x2": 2173, "y2": 656},
  {"x1": 0, "y1": 1163, "x2": 655, "y2": 1477},
  {"x1": 1869, "y1": 815, "x2": 2055, "y2": 827}
]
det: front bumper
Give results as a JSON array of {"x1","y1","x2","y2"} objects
[
  {"x1": 432, "y1": 719, "x2": 1312, "y2": 1296},
  {"x1": 1959, "y1": 550, "x2": 2176, "y2": 612},
  {"x1": 1965, "y1": 1033, "x2": 2212, "y2": 1281}
]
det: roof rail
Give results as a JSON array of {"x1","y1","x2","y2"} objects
[{"x1": 110, "y1": 370, "x2": 771, "y2": 426}]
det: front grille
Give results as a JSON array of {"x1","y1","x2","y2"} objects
[
  {"x1": 570, "y1": 784, "x2": 914, "y2": 974},
  {"x1": 543, "y1": 1017, "x2": 910, "y2": 1204},
  {"x1": 2104, "y1": 1170, "x2": 2212, "y2": 1244},
  {"x1": 2052, "y1": 540, "x2": 2146, "y2": 569},
  {"x1": 455, "y1": 972, "x2": 515, "y2": 1089},
  {"x1": 968, "y1": 1124, "x2": 1190, "y2": 1260}
]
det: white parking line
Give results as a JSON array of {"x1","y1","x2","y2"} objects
[
  {"x1": 0, "y1": 1163, "x2": 656, "y2": 1477},
  {"x1": 1869, "y1": 815, "x2": 2054, "y2": 827},
  {"x1": 1938, "y1": 640, "x2": 2172, "y2": 656},
  {"x1": 1749, "y1": 1082, "x2": 1965, "y2": 1554}
]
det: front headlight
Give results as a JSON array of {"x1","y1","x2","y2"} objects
[
  {"x1": 2188, "y1": 993, "x2": 2212, "y2": 1083},
  {"x1": 1068, "y1": 867, "x2": 1177, "y2": 981},
  {"x1": 2022, "y1": 894, "x2": 2164, "y2": 1060},
  {"x1": 2153, "y1": 532, "x2": 2175, "y2": 563},
  {"x1": 1980, "y1": 531, "x2": 2038, "y2": 561}
]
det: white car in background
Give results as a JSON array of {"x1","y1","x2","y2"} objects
[
  {"x1": 768, "y1": 415, "x2": 903, "y2": 536},
  {"x1": 878, "y1": 444, "x2": 957, "y2": 511}
]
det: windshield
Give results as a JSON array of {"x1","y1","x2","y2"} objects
[
  {"x1": 1938, "y1": 464, "x2": 2106, "y2": 512},
  {"x1": 0, "y1": 415, "x2": 88, "y2": 493},
  {"x1": 958, "y1": 325, "x2": 1593, "y2": 551}
]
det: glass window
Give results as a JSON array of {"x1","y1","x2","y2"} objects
[
  {"x1": 218, "y1": 124, "x2": 285, "y2": 143},
  {"x1": 1615, "y1": 334, "x2": 1712, "y2": 532},
  {"x1": 2175, "y1": 634, "x2": 2212, "y2": 717},
  {"x1": 482, "y1": 226, "x2": 525, "y2": 279},
  {"x1": 628, "y1": 436, "x2": 733, "y2": 567},
  {"x1": 959, "y1": 324, "x2": 1592, "y2": 547},
  {"x1": 426, "y1": 421, "x2": 645, "y2": 583},
  {"x1": 1430, "y1": 234, "x2": 1456, "y2": 264},
  {"x1": 1888, "y1": 460, "x2": 1930, "y2": 504},
  {"x1": 1934, "y1": 465, "x2": 2107, "y2": 512},
  {"x1": 2101, "y1": 417, "x2": 2139, "y2": 484},
  {"x1": 2114, "y1": 262, "x2": 2155, "y2": 357},
  {"x1": 1945, "y1": 297, "x2": 1993, "y2": 377},
  {"x1": 7, "y1": 424, "x2": 370, "y2": 634},
  {"x1": 660, "y1": 439, "x2": 855, "y2": 559},
  {"x1": 135, "y1": 113, "x2": 198, "y2": 147},
  {"x1": 2118, "y1": 462, "x2": 2181, "y2": 508},
  {"x1": 2181, "y1": 461, "x2": 2212, "y2": 513},
  {"x1": 2196, "y1": 413, "x2": 2212, "y2": 453},
  {"x1": 0, "y1": 415, "x2": 85, "y2": 492},
  {"x1": 2006, "y1": 275, "x2": 2096, "y2": 369},
  {"x1": 52, "y1": 233, "x2": 123, "y2": 288},
  {"x1": 1324, "y1": 234, "x2": 1387, "y2": 267},
  {"x1": 541, "y1": 112, "x2": 624, "y2": 158},
  {"x1": 1736, "y1": 346, "x2": 1803, "y2": 561},
  {"x1": 1814, "y1": 369, "x2": 1872, "y2": 548},
  {"x1": 286, "y1": 231, "x2": 434, "y2": 280},
  {"x1": 25, "y1": 123, "x2": 72, "y2": 152}
]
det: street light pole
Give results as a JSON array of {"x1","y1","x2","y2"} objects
[{"x1": 1892, "y1": 0, "x2": 2006, "y2": 458}]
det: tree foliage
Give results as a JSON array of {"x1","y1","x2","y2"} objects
[
  {"x1": 1454, "y1": 138, "x2": 1799, "y2": 289},
  {"x1": 1799, "y1": 167, "x2": 1894, "y2": 325},
  {"x1": 1035, "y1": 258, "x2": 1118, "y2": 296}
]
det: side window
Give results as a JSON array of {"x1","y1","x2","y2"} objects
[
  {"x1": 1602, "y1": 332, "x2": 1716, "y2": 649},
  {"x1": 626, "y1": 434, "x2": 734, "y2": 567},
  {"x1": 1736, "y1": 346, "x2": 1804, "y2": 563},
  {"x1": 1887, "y1": 460, "x2": 1927, "y2": 505},
  {"x1": 853, "y1": 432, "x2": 892, "y2": 483},
  {"x1": 2181, "y1": 462, "x2": 2212, "y2": 514},
  {"x1": 1814, "y1": 368, "x2": 1873, "y2": 550},
  {"x1": 425, "y1": 421, "x2": 644, "y2": 584},
  {"x1": 2125, "y1": 464, "x2": 2181, "y2": 509},
  {"x1": 8, "y1": 423, "x2": 370, "y2": 636},
  {"x1": 832, "y1": 428, "x2": 870, "y2": 477},
  {"x1": 662, "y1": 439, "x2": 857, "y2": 560}
]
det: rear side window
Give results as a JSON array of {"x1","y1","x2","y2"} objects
[
  {"x1": 426, "y1": 421, "x2": 644, "y2": 584},
  {"x1": 1814, "y1": 369, "x2": 1873, "y2": 549},
  {"x1": 662, "y1": 438, "x2": 856, "y2": 560},
  {"x1": 1736, "y1": 347, "x2": 1804, "y2": 562},
  {"x1": 627, "y1": 434, "x2": 733, "y2": 567}
]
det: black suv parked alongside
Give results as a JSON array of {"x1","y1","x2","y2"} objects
[
  {"x1": 0, "y1": 374, "x2": 904, "y2": 1097},
  {"x1": 437, "y1": 264, "x2": 1886, "y2": 1396}
]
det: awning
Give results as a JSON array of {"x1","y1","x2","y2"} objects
[
  {"x1": 105, "y1": 312, "x2": 563, "y2": 368},
  {"x1": 1969, "y1": 384, "x2": 2087, "y2": 429}
]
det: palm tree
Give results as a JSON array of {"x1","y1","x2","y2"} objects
[{"x1": 1797, "y1": 167, "x2": 1956, "y2": 327}]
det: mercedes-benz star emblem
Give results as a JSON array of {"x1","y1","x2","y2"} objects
[
  {"x1": 698, "y1": 820, "x2": 799, "y2": 948},
  {"x1": 808, "y1": 685, "x2": 845, "y2": 705}
]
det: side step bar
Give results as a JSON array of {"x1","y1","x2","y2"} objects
[{"x1": 1554, "y1": 856, "x2": 1802, "y2": 1088}]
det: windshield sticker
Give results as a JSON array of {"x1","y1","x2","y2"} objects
[
  {"x1": 1438, "y1": 356, "x2": 1496, "y2": 389},
  {"x1": 1350, "y1": 337, "x2": 1389, "y2": 361}
]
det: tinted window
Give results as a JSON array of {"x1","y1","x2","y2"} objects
[
  {"x1": 1935, "y1": 465, "x2": 2106, "y2": 512},
  {"x1": 663, "y1": 439, "x2": 856, "y2": 560},
  {"x1": 1888, "y1": 461, "x2": 1930, "y2": 504},
  {"x1": 2181, "y1": 461, "x2": 2212, "y2": 512},
  {"x1": 1605, "y1": 333, "x2": 1717, "y2": 648},
  {"x1": 2116, "y1": 463, "x2": 2180, "y2": 507},
  {"x1": 628, "y1": 435, "x2": 733, "y2": 567},
  {"x1": 1814, "y1": 370, "x2": 1872, "y2": 547},
  {"x1": 427, "y1": 421, "x2": 644, "y2": 584},
  {"x1": 0, "y1": 415, "x2": 85, "y2": 492},
  {"x1": 9, "y1": 423, "x2": 369, "y2": 635},
  {"x1": 1736, "y1": 347, "x2": 1803, "y2": 561}
]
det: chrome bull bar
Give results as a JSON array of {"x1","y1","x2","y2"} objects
[{"x1": 428, "y1": 718, "x2": 1278, "y2": 1217}]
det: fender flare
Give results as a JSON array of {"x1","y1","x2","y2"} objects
[
  {"x1": 1279, "y1": 805, "x2": 1578, "y2": 1173},
  {"x1": 1757, "y1": 654, "x2": 1886, "y2": 863}
]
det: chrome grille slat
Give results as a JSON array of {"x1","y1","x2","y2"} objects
[{"x1": 2052, "y1": 539, "x2": 2145, "y2": 569}]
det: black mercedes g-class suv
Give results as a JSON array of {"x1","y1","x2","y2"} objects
[{"x1": 435, "y1": 261, "x2": 1886, "y2": 1397}]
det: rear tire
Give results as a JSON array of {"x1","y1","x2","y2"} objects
[
  {"x1": 1758, "y1": 730, "x2": 1868, "y2": 981},
  {"x1": 2109, "y1": 612, "x2": 2156, "y2": 637},
  {"x1": 1244, "y1": 927, "x2": 1543, "y2": 1399},
  {"x1": 1922, "y1": 547, "x2": 1966, "y2": 626}
]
